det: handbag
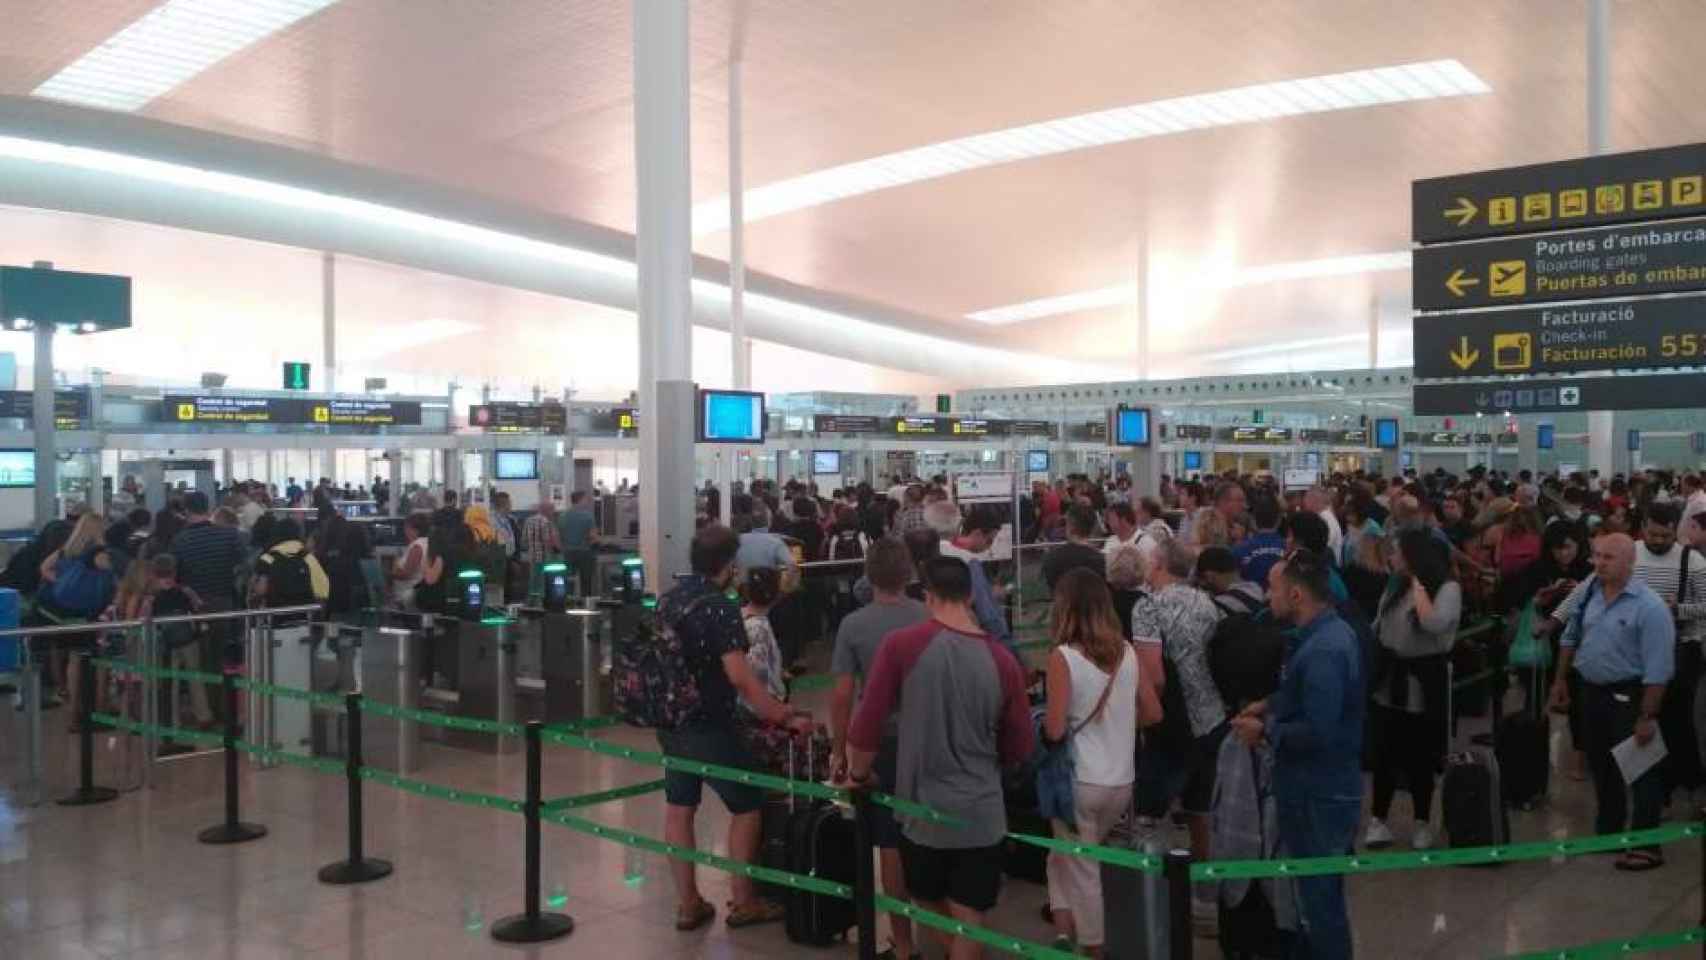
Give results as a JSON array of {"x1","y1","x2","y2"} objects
[
  {"x1": 1506, "y1": 601, "x2": 1549, "y2": 669},
  {"x1": 1034, "y1": 654, "x2": 1120, "y2": 828}
]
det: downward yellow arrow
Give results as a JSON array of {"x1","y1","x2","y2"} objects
[
  {"x1": 1445, "y1": 268, "x2": 1480, "y2": 297},
  {"x1": 1449, "y1": 336, "x2": 1480, "y2": 370},
  {"x1": 1444, "y1": 196, "x2": 1479, "y2": 226}
]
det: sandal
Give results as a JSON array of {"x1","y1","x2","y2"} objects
[
  {"x1": 725, "y1": 898, "x2": 785, "y2": 929},
  {"x1": 1614, "y1": 850, "x2": 1665, "y2": 872},
  {"x1": 675, "y1": 898, "x2": 716, "y2": 932}
]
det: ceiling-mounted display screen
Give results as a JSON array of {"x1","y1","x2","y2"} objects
[
  {"x1": 698, "y1": 389, "x2": 766, "y2": 443},
  {"x1": 0, "y1": 449, "x2": 34, "y2": 487},
  {"x1": 494, "y1": 449, "x2": 539, "y2": 480},
  {"x1": 1182, "y1": 451, "x2": 1203, "y2": 472},
  {"x1": 812, "y1": 451, "x2": 842, "y2": 476},
  {"x1": 1375, "y1": 418, "x2": 1400, "y2": 449},
  {"x1": 1113, "y1": 408, "x2": 1151, "y2": 447},
  {"x1": 1026, "y1": 450, "x2": 1050, "y2": 473}
]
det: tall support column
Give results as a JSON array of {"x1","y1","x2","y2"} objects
[
  {"x1": 723, "y1": 6, "x2": 750, "y2": 515},
  {"x1": 1135, "y1": 238, "x2": 1150, "y2": 381},
  {"x1": 322, "y1": 252, "x2": 337, "y2": 395},
  {"x1": 1368, "y1": 294, "x2": 1381, "y2": 369},
  {"x1": 31, "y1": 318, "x2": 54, "y2": 527},
  {"x1": 635, "y1": 0, "x2": 696, "y2": 585},
  {"x1": 1585, "y1": 0, "x2": 1616, "y2": 481}
]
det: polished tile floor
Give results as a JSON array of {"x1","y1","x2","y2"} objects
[{"x1": 2, "y1": 679, "x2": 1702, "y2": 959}]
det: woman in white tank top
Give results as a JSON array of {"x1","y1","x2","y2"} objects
[{"x1": 1042, "y1": 568, "x2": 1155, "y2": 957}]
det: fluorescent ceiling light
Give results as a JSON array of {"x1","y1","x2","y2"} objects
[
  {"x1": 697, "y1": 60, "x2": 1489, "y2": 233},
  {"x1": 33, "y1": 0, "x2": 340, "y2": 112},
  {"x1": 966, "y1": 251, "x2": 1412, "y2": 325},
  {"x1": 0, "y1": 133, "x2": 1128, "y2": 385}
]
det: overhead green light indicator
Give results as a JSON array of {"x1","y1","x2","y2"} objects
[{"x1": 282, "y1": 360, "x2": 311, "y2": 390}]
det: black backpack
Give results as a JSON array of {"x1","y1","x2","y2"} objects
[
  {"x1": 151, "y1": 586, "x2": 203, "y2": 650},
  {"x1": 261, "y1": 548, "x2": 317, "y2": 607},
  {"x1": 829, "y1": 529, "x2": 865, "y2": 563},
  {"x1": 1207, "y1": 611, "x2": 1289, "y2": 711}
]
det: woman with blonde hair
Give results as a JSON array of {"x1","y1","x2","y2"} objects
[{"x1": 1041, "y1": 568, "x2": 1159, "y2": 956}]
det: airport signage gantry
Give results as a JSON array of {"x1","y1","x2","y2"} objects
[{"x1": 1411, "y1": 142, "x2": 1706, "y2": 414}]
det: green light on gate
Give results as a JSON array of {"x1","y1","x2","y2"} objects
[
  {"x1": 640, "y1": 596, "x2": 657, "y2": 610},
  {"x1": 457, "y1": 569, "x2": 483, "y2": 579},
  {"x1": 620, "y1": 557, "x2": 643, "y2": 568},
  {"x1": 541, "y1": 562, "x2": 567, "y2": 573}
]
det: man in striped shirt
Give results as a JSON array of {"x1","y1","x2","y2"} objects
[{"x1": 1548, "y1": 503, "x2": 1706, "y2": 795}]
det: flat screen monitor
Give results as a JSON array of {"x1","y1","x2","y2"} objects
[
  {"x1": 1113, "y1": 407, "x2": 1152, "y2": 447},
  {"x1": 698, "y1": 389, "x2": 766, "y2": 443},
  {"x1": 1026, "y1": 450, "x2": 1049, "y2": 473},
  {"x1": 494, "y1": 449, "x2": 538, "y2": 480},
  {"x1": 0, "y1": 449, "x2": 32, "y2": 487},
  {"x1": 1536, "y1": 424, "x2": 1555, "y2": 450},
  {"x1": 1182, "y1": 450, "x2": 1202, "y2": 472},
  {"x1": 812, "y1": 450, "x2": 841, "y2": 476},
  {"x1": 1375, "y1": 418, "x2": 1400, "y2": 450}
]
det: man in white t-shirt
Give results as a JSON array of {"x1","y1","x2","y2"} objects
[{"x1": 1306, "y1": 487, "x2": 1343, "y2": 560}]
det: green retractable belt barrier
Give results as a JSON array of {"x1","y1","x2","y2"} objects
[
  {"x1": 1496, "y1": 924, "x2": 1705, "y2": 959},
  {"x1": 358, "y1": 768, "x2": 522, "y2": 813},
  {"x1": 363, "y1": 699, "x2": 524, "y2": 737},
  {"x1": 540, "y1": 779, "x2": 666, "y2": 812}
]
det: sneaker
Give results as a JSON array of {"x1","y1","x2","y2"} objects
[
  {"x1": 1192, "y1": 896, "x2": 1218, "y2": 938},
  {"x1": 1363, "y1": 818, "x2": 1395, "y2": 849},
  {"x1": 1411, "y1": 824, "x2": 1436, "y2": 850}
]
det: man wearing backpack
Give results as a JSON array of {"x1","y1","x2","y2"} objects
[
  {"x1": 655, "y1": 525, "x2": 813, "y2": 933},
  {"x1": 251, "y1": 518, "x2": 329, "y2": 610}
]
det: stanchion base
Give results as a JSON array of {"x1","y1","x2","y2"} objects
[
  {"x1": 56, "y1": 786, "x2": 120, "y2": 806},
  {"x1": 490, "y1": 912, "x2": 574, "y2": 944},
  {"x1": 197, "y1": 821, "x2": 267, "y2": 845},
  {"x1": 318, "y1": 857, "x2": 393, "y2": 885}
]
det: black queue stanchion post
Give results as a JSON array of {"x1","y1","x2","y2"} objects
[
  {"x1": 57, "y1": 650, "x2": 119, "y2": 806},
  {"x1": 198, "y1": 669, "x2": 267, "y2": 845},
  {"x1": 850, "y1": 789, "x2": 878, "y2": 960},
  {"x1": 1165, "y1": 848, "x2": 1194, "y2": 960},
  {"x1": 318, "y1": 692, "x2": 392, "y2": 884},
  {"x1": 492, "y1": 720, "x2": 574, "y2": 944}
]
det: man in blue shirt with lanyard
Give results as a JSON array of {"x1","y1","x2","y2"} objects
[{"x1": 1549, "y1": 532, "x2": 1675, "y2": 871}]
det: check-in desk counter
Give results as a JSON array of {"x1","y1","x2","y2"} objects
[{"x1": 511, "y1": 603, "x2": 615, "y2": 725}]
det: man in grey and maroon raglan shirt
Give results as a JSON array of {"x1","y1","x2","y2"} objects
[{"x1": 847, "y1": 555, "x2": 1035, "y2": 952}]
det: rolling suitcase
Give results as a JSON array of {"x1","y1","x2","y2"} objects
[
  {"x1": 1100, "y1": 816, "x2": 1171, "y2": 960},
  {"x1": 1497, "y1": 659, "x2": 1550, "y2": 810},
  {"x1": 781, "y1": 743, "x2": 859, "y2": 947},
  {"x1": 1443, "y1": 662, "x2": 1510, "y2": 851}
]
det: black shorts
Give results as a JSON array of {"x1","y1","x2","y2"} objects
[{"x1": 898, "y1": 837, "x2": 1004, "y2": 913}]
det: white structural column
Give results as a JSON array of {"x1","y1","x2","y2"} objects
[
  {"x1": 1585, "y1": 0, "x2": 1616, "y2": 480},
  {"x1": 728, "y1": 2, "x2": 751, "y2": 391},
  {"x1": 322, "y1": 252, "x2": 336, "y2": 395},
  {"x1": 31, "y1": 318, "x2": 54, "y2": 527},
  {"x1": 1134, "y1": 237, "x2": 1150, "y2": 381},
  {"x1": 635, "y1": 0, "x2": 697, "y2": 585}
]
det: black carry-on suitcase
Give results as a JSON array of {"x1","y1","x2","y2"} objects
[
  {"x1": 779, "y1": 741, "x2": 859, "y2": 947},
  {"x1": 1442, "y1": 661, "x2": 1510, "y2": 852}
]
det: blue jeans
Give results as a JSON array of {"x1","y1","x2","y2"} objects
[{"x1": 1276, "y1": 792, "x2": 1361, "y2": 960}]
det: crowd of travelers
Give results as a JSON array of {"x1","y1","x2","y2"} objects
[
  {"x1": 637, "y1": 464, "x2": 1706, "y2": 959},
  {"x1": 8, "y1": 462, "x2": 1705, "y2": 957}
]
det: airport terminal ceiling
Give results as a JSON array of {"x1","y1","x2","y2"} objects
[{"x1": 3, "y1": 1, "x2": 1706, "y2": 388}]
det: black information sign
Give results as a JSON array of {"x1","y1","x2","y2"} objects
[
  {"x1": 587, "y1": 408, "x2": 637, "y2": 437},
  {"x1": 999, "y1": 419, "x2": 1056, "y2": 437},
  {"x1": 1403, "y1": 432, "x2": 1420, "y2": 444},
  {"x1": 1171, "y1": 424, "x2": 1214, "y2": 441},
  {"x1": 1474, "y1": 433, "x2": 1494, "y2": 444},
  {"x1": 1414, "y1": 142, "x2": 1706, "y2": 244},
  {"x1": 1413, "y1": 372, "x2": 1706, "y2": 415},
  {"x1": 889, "y1": 416, "x2": 950, "y2": 437},
  {"x1": 813, "y1": 415, "x2": 881, "y2": 434},
  {"x1": 1224, "y1": 427, "x2": 1292, "y2": 443},
  {"x1": 0, "y1": 389, "x2": 89, "y2": 427},
  {"x1": 1335, "y1": 429, "x2": 1369, "y2": 445},
  {"x1": 1415, "y1": 218, "x2": 1706, "y2": 311},
  {"x1": 1417, "y1": 432, "x2": 1473, "y2": 447},
  {"x1": 1413, "y1": 295, "x2": 1706, "y2": 378},
  {"x1": 468, "y1": 402, "x2": 566, "y2": 433},
  {"x1": 1298, "y1": 429, "x2": 1332, "y2": 443},
  {"x1": 166, "y1": 396, "x2": 421, "y2": 426}
]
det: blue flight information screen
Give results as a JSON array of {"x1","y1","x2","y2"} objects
[
  {"x1": 700, "y1": 390, "x2": 765, "y2": 443},
  {"x1": 1114, "y1": 408, "x2": 1151, "y2": 446}
]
